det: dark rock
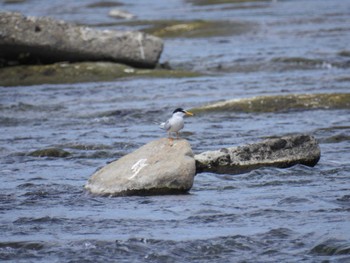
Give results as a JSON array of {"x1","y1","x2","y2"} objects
[
  {"x1": 85, "y1": 138, "x2": 196, "y2": 196},
  {"x1": 0, "y1": 12, "x2": 163, "y2": 68},
  {"x1": 3, "y1": 0, "x2": 26, "y2": 3},
  {"x1": 86, "y1": 1, "x2": 123, "y2": 8},
  {"x1": 195, "y1": 134, "x2": 320, "y2": 174},
  {"x1": 29, "y1": 148, "x2": 71, "y2": 158}
]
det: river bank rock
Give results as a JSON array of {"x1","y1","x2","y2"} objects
[
  {"x1": 0, "y1": 61, "x2": 201, "y2": 86},
  {"x1": 195, "y1": 134, "x2": 320, "y2": 174},
  {"x1": 191, "y1": 93, "x2": 350, "y2": 113},
  {"x1": 85, "y1": 138, "x2": 196, "y2": 196},
  {"x1": 0, "y1": 12, "x2": 163, "y2": 68}
]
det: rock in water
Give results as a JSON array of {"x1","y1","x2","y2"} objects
[
  {"x1": 0, "y1": 12, "x2": 163, "y2": 68},
  {"x1": 190, "y1": 93, "x2": 350, "y2": 113},
  {"x1": 195, "y1": 134, "x2": 320, "y2": 174},
  {"x1": 85, "y1": 138, "x2": 196, "y2": 196}
]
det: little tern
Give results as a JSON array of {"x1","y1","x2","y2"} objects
[{"x1": 159, "y1": 108, "x2": 194, "y2": 140}]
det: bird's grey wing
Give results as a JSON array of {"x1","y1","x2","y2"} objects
[
  {"x1": 159, "y1": 120, "x2": 171, "y2": 131},
  {"x1": 163, "y1": 120, "x2": 172, "y2": 131}
]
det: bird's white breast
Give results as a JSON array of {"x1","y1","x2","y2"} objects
[{"x1": 168, "y1": 115, "x2": 184, "y2": 132}]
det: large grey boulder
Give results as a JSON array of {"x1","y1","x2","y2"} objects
[
  {"x1": 195, "y1": 134, "x2": 320, "y2": 174},
  {"x1": 85, "y1": 138, "x2": 196, "y2": 196},
  {"x1": 0, "y1": 12, "x2": 163, "y2": 68}
]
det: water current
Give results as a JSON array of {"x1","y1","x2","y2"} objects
[{"x1": 1, "y1": 0, "x2": 350, "y2": 262}]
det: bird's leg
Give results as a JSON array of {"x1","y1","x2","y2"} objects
[
  {"x1": 176, "y1": 132, "x2": 180, "y2": 140},
  {"x1": 168, "y1": 132, "x2": 174, "y2": 145}
]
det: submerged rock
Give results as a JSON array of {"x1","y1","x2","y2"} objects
[
  {"x1": 86, "y1": 1, "x2": 123, "y2": 8},
  {"x1": 85, "y1": 138, "x2": 196, "y2": 196},
  {"x1": 195, "y1": 134, "x2": 320, "y2": 174},
  {"x1": 29, "y1": 148, "x2": 71, "y2": 158},
  {"x1": 0, "y1": 61, "x2": 201, "y2": 86},
  {"x1": 0, "y1": 12, "x2": 163, "y2": 68},
  {"x1": 191, "y1": 93, "x2": 350, "y2": 113},
  {"x1": 188, "y1": 0, "x2": 268, "y2": 5},
  {"x1": 111, "y1": 19, "x2": 255, "y2": 38},
  {"x1": 3, "y1": 0, "x2": 26, "y2": 3}
]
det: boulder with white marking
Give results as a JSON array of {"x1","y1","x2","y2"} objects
[{"x1": 85, "y1": 138, "x2": 196, "y2": 196}]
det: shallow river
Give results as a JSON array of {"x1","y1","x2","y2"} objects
[{"x1": 1, "y1": 0, "x2": 350, "y2": 262}]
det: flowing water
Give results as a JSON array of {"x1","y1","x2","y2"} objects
[{"x1": 1, "y1": 0, "x2": 350, "y2": 262}]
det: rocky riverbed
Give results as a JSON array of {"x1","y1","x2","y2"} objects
[{"x1": 0, "y1": 0, "x2": 350, "y2": 262}]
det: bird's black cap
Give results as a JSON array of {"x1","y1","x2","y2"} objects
[{"x1": 173, "y1": 108, "x2": 185, "y2": 114}]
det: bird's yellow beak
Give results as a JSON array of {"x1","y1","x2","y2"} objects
[{"x1": 185, "y1": 110, "x2": 194, "y2": 116}]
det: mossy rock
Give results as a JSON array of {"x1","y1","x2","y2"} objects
[
  {"x1": 144, "y1": 20, "x2": 252, "y2": 38},
  {"x1": 322, "y1": 134, "x2": 350, "y2": 144},
  {"x1": 191, "y1": 93, "x2": 350, "y2": 113},
  {"x1": 86, "y1": 1, "x2": 123, "y2": 8},
  {"x1": 3, "y1": 0, "x2": 26, "y2": 3},
  {"x1": 311, "y1": 239, "x2": 350, "y2": 256},
  {"x1": 338, "y1": 50, "x2": 350, "y2": 57},
  {"x1": 272, "y1": 57, "x2": 325, "y2": 66},
  {"x1": 0, "y1": 62, "x2": 201, "y2": 86},
  {"x1": 101, "y1": 19, "x2": 254, "y2": 38},
  {"x1": 187, "y1": 0, "x2": 268, "y2": 5},
  {"x1": 29, "y1": 148, "x2": 71, "y2": 158}
]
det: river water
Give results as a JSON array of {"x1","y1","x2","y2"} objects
[{"x1": 1, "y1": 0, "x2": 350, "y2": 262}]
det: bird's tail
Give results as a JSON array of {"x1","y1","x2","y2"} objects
[
  {"x1": 159, "y1": 122, "x2": 166, "y2": 129},
  {"x1": 154, "y1": 121, "x2": 166, "y2": 129}
]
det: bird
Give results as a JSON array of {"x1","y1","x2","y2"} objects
[{"x1": 159, "y1": 108, "x2": 194, "y2": 140}]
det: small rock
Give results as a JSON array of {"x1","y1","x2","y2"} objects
[
  {"x1": 195, "y1": 134, "x2": 320, "y2": 174},
  {"x1": 108, "y1": 9, "x2": 136, "y2": 19},
  {"x1": 4, "y1": 0, "x2": 26, "y2": 3},
  {"x1": 84, "y1": 138, "x2": 196, "y2": 196},
  {"x1": 87, "y1": 1, "x2": 123, "y2": 8},
  {"x1": 29, "y1": 148, "x2": 70, "y2": 158}
]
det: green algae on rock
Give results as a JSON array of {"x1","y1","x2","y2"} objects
[
  {"x1": 106, "y1": 19, "x2": 254, "y2": 38},
  {"x1": 0, "y1": 62, "x2": 201, "y2": 86},
  {"x1": 29, "y1": 148, "x2": 71, "y2": 158},
  {"x1": 191, "y1": 93, "x2": 350, "y2": 113},
  {"x1": 147, "y1": 20, "x2": 255, "y2": 38},
  {"x1": 188, "y1": 0, "x2": 268, "y2": 5},
  {"x1": 3, "y1": 0, "x2": 26, "y2": 3},
  {"x1": 143, "y1": 20, "x2": 253, "y2": 38},
  {"x1": 272, "y1": 57, "x2": 325, "y2": 66},
  {"x1": 86, "y1": 1, "x2": 123, "y2": 8}
]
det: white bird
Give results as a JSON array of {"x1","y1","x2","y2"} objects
[{"x1": 159, "y1": 108, "x2": 194, "y2": 140}]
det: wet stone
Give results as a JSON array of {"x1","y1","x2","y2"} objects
[
  {"x1": 86, "y1": 1, "x2": 123, "y2": 8},
  {"x1": 29, "y1": 148, "x2": 71, "y2": 158},
  {"x1": 188, "y1": 0, "x2": 268, "y2": 5},
  {"x1": 195, "y1": 134, "x2": 321, "y2": 174}
]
